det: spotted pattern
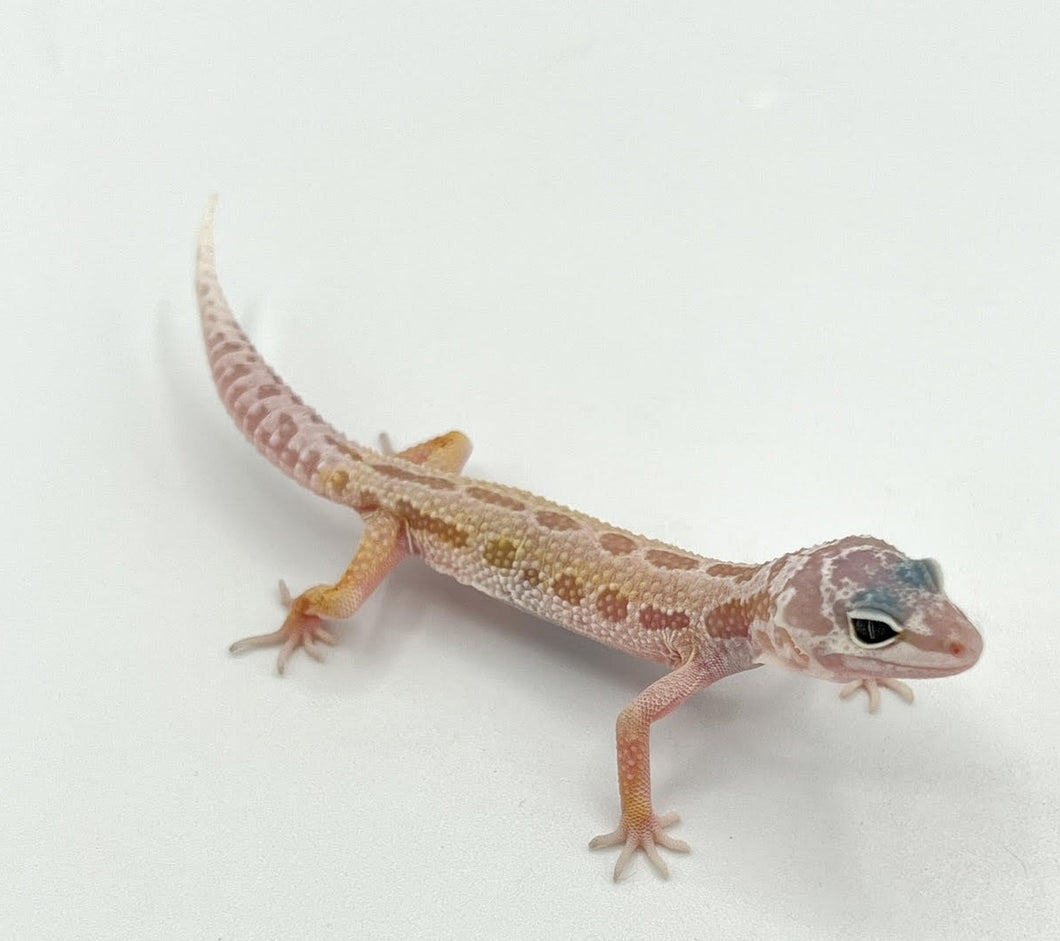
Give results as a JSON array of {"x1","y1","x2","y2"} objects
[
  {"x1": 271, "y1": 413, "x2": 301, "y2": 470},
  {"x1": 483, "y1": 537, "x2": 518, "y2": 570},
  {"x1": 638, "y1": 606, "x2": 692, "y2": 632},
  {"x1": 536, "y1": 510, "x2": 580, "y2": 532},
  {"x1": 599, "y1": 533, "x2": 637, "y2": 555},
  {"x1": 595, "y1": 587, "x2": 630, "y2": 623},
  {"x1": 552, "y1": 572, "x2": 585, "y2": 606},
  {"x1": 706, "y1": 563, "x2": 757, "y2": 582},
  {"x1": 645, "y1": 549, "x2": 699, "y2": 571},
  {"x1": 210, "y1": 339, "x2": 242, "y2": 359},
  {"x1": 371, "y1": 463, "x2": 457, "y2": 491},
  {"x1": 703, "y1": 594, "x2": 769, "y2": 639},
  {"x1": 466, "y1": 486, "x2": 526, "y2": 511},
  {"x1": 395, "y1": 499, "x2": 468, "y2": 548},
  {"x1": 521, "y1": 567, "x2": 543, "y2": 588}
]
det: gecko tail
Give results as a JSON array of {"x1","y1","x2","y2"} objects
[{"x1": 195, "y1": 198, "x2": 365, "y2": 494}]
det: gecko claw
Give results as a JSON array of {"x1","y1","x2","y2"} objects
[
  {"x1": 228, "y1": 582, "x2": 338, "y2": 674},
  {"x1": 839, "y1": 677, "x2": 915, "y2": 713},
  {"x1": 590, "y1": 811, "x2": 690, "y2": 881}
]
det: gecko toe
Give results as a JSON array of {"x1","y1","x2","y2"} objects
[
  {"x1": 839, "y1": 678, "x2": 915, "y2": 712},
  {"x1": 229, "y1": 629, "x2": 286, "y2": 653},
  {"x1": 591, "y1": 811, "x2": 689, "y2": 880}
]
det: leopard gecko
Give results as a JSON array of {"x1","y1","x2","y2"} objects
[{"x1": 194, "y1": 199, "x2": 983, "y2": 881}]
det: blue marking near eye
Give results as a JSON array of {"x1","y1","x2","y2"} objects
[
  {"x1": 895, "y1": 560, "x2": 938, "y2": 592},
  {"x1": 852, "y1": 588, "x2": 900, "y2": 614}
]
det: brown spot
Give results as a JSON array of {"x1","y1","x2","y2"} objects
[
  {"x1": 483, "y1": 537, "x2": 518, "y2": 570},
  {"x1": 355, "y1": 489, "x2": 380, "y2": 513},
  {"x1": 466, "y1": 486, "x2": 526, "y2": 511},
  {"x1": 395, "y1": 499, "x2": 468, "y2": 548},
  {"x1": 241, "y1": 400, "x2": 268, "y2": 434},
  {"x1": 219, "y1": 362, "x2": 252, "y2": 391},
  {"x1": 704, "y1": 593, "x2": 769, "y2": 639},
  {"x1": 209, "y1": 339, "x2": 243, "y2": 361},
  {"x1": 551, "y1": 572, "x2": 585, "y2": 606},
  {"x1": 270, "y1": 415, "x2": 301, "y2": 471},
  {"x1": 256, "y1": 383, "x2": 284, "y2": 400},
  {"x1": 535, "y1": 510, "x2": 580, "y2": 532},
  {"x1": 323, "y1": 468, "x2": 350, "y2": 498},
  {"x1": 371, "y1": 463, "x2": 456, "y2": 491},
  {"x1": 707, "y1": 563, "x2": 757, "y2": 582},
  {"x1": 599, "y1": 533, "x2": 637, "y2": 555},
  {"x1": 281, "y1": 448, "x2": 301, "y2": 471},
  {"x1": 645, "y1": 549, "x2": 699, "y2": 571},
  {"x1": 521, "y1": 567, "x2": 543, "y2": 588},
  {"x1": 638, "y1": 606, "x2": 691, "y2": 632},
  {"x1": 595, "y1": 587, "x2": 629, "y2": 623}
]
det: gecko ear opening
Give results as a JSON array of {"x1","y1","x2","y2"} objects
[{"x1": 847, "y1": 609, "x2": 902, "y2": 648}]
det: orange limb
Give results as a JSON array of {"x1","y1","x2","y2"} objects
[{"x1": 229, "y1": 429, "x2": 471, "y2": 673}]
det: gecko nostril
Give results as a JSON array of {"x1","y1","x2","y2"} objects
[{"x1": 950, "y1": 642, "x2": 965, "y2": 657}]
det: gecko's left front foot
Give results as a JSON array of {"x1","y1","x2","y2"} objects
[
  {"x1": 228, "y1": 580, "x2": 338, "y2": 675},
  {"x1": 589, "y1": 811, "x2": 690, "y2": 881},
  {"x1": 839, "y1": 677, "x2": 914, "y2": 713}
]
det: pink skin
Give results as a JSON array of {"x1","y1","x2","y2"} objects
[{"x1": 751, "y1": 536, "x2": 982, "y2": 687}]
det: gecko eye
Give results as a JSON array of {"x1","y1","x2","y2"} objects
[{"x1": 847, "y1": 609, "x2": 902, "y2": 648}]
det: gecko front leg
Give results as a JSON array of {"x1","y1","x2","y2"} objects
[{"x1": 590, "y1": 648, "x2": 753, "y2": 881}]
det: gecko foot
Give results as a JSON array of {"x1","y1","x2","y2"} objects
[
  {"x1": 589, "y1": 811, "x2": 690, "y2": 881},
  {"x1": 228, "y1": 580, "x2": 338, "y2": 675},
  {"x1": 839, "y1": 677, "x2": 914, "y2": 713}
]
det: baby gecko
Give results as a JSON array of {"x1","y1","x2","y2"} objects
[{"x1": 194, "y1": 199, "x2": 983, "y2": 881}]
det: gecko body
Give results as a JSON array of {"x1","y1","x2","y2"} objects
[{"x1": 195, "y1": 200, "x2": 982, "y2": 880}]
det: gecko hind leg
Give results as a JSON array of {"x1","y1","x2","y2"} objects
[
  {"x1": 229, "y1": 509, "x2": 408, "y2": 674},
  {"x1": 229, "y1": 429, "x2": 473, "y2": 675},
  {"x1": 379, "y1": 429, "x2": 473, "y2": 471}
]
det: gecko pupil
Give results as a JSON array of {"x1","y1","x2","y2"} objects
[{"x1": 851, "y1": 617, "x2": 899, "y2": 645}]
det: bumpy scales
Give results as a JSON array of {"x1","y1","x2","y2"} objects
[{"x1": 195, "y1": 200, "x2": 983, "y2": 881}]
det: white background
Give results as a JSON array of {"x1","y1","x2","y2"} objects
[{"x1": 3, "y1": 3, "x2": 1057, "y2": 939}]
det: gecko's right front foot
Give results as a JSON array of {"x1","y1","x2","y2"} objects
[
  {"x1": 589, "y1": 811, "x2": 690, "y2": 881},
  {"x1": 228, "y1": 580, "x2": 338, "y2": 675}
]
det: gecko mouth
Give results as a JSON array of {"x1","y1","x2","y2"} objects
[{"x1": 819, "y1": 645, "x2": 982, "y2": 680}]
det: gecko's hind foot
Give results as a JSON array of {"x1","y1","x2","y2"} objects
[
  {"x1": 839, "y1": 677, "x2": 914, "y2": 713},
  {"x1": 589, "y1": 811, "x2": 690, "y2": 881},
  {"x1": 228, "y1": 580, "x2": 337, "y2": 675}
]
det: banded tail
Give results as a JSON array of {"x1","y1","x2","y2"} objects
[{"x1": 195, "y1": 198, "x2": 365, "y2": 494}]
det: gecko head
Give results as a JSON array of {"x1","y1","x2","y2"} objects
[{"x1": 753, "y1": 536, "x2": 982, "y2": 682}]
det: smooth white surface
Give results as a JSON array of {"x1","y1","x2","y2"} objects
[{"x1": 3, "y1": 3, "x2": 1058, "y2": 939}]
